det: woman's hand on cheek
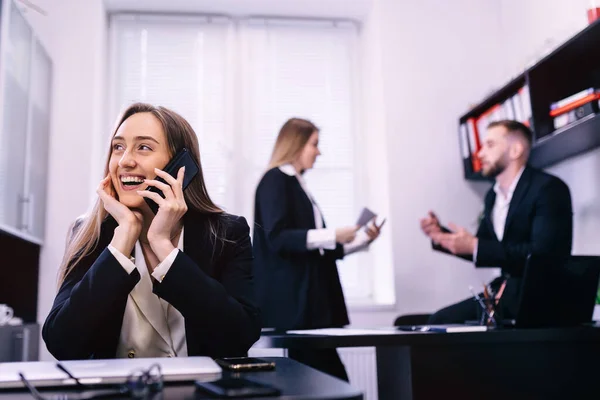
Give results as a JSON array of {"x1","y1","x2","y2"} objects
[
  {"x1": 97, "y1": 175, "x2": 142, "y2": 255},
  {"x1": 97, "y1": 176, "x2": 142, "y2": 228},
  {"x1": 138, "y1": 167, "x2": 188, "y2": 260}
]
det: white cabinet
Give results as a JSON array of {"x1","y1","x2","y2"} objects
[
  {"x1": 0, "y1": 0, "x2": 52, "y2": 243},
  {"x1": 22, "y1": 38, "x2": 51, "y2": 240}
]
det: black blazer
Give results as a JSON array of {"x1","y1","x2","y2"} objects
[
  {"x1": 434, "y1": 166, "x2": 573, "y2": 314},
  {"x1": 253, "y1": 167, "x2": 349, "y2": 331},
  {"x1": 43, "y1": 211, "x2": 261, "y2": 360}
]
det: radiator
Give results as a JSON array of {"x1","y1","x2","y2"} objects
[{"x1": 339, "y1": 347, "x2": 378, "y2": 400}]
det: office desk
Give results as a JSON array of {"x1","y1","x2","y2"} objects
[
  {"x1": 255, "y1": 326, "x2": 600, "y2": 400},
  {"x1": 0, "y1": 357, "x2": 362, "y2": 400}
]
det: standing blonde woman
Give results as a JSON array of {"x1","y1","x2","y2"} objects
[
  {"x1": 253, "y1": 118, "x2": 384, "y2": 381},
  {"x1": 43, "y1": 103, "x2": 260, "y2": 360}
]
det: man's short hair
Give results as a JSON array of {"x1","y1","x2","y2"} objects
[{"x1": 488, "y1": 120, "x2": 533, "y2": 148}]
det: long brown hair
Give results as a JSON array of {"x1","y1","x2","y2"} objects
[
  {"x1": 268, "y1": 118, "x2": 318, "y2": 169},
  {"x1": 58, "y1": 103, "x2": 224, "y2": 283}
]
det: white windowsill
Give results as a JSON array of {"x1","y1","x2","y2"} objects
[
  {"x1": 347, "y1": 303, "x2": 396, "y2": 312},
  {"x1": 0, "y1": 223, "x2": 43, "y2": 246}
]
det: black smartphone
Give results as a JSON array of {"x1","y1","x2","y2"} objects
[
  {"x1": 195, "y1": 377, "x2": 281, "y2": 398},
  {"x1": 144, "y1": 147, "x2": 199, "y2": 214},
  {"x1": 214, "y1": 357, "x2": 276, "y2": 372}
]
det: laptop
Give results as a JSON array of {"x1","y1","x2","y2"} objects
[
  {"x1": 513, "y1": 254, "x2": 600, "y2": 328},
  {"x1": 0, "y1": 356, "x2": 221, "y2": 389}
]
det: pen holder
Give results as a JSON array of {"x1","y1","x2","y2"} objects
[{"x1": 476, "y1": 297, "x2": 503, "y2": 327}]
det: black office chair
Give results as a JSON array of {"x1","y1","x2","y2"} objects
[
  {"x1": 555, "y1": 255, "x2": 600, "y2": 325},
  {"x1": 393, "y1": 313, "x2": 432, "y2": 326},
  {"x1": 516, "y1": 254, "x2": 600, "y2": 328}
]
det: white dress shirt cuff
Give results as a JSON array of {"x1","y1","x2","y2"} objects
[
  {"x1": 307, "y1": 229, "x2": 337, "y2": 250},
  {"x1": 344, "y1": 230, "x2": 371, "y2": 256},
  {"x1": 473, "y1": 240, "x2": 479, "y2": 263},
  {"x1": 107, "y1": 244, "x2": 136, "y2": 274},
  {"x1": 151, "y1": 248, "x2": 180, "y2": 282}
]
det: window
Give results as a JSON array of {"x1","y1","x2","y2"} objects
[
  {"x1": 110, "y1": 14, "x2": 389, "y2": 305},
  {"x1": 238, "y1": 19, "x2": 369, "y2": 299},
  {"x1": 110, "y1": 15, "x2": 234, "y2": 207}
]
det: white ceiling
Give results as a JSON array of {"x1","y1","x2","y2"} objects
[{"x1": 103, "y1": 0, "x2": 373, "y2": 20}]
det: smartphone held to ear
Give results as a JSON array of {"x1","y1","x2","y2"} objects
[{"x1": 144, "y1": 148, "x2": 199, "y2": 214}]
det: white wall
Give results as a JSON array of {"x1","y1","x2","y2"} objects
[
  {"x1": 349, "y1": 0, "x2": 507, "y2": 326},
  {"x1": 354, "y1": 0, "x2": 395, "y2": 310},
  {"x1": 20, "y1": 0, "x2": 108, "y2": 361},
  {"x1": 498, "y1": 0, "x2": 590, "y2": 80},
  {"x1": 497, "y1": 0, "x2": 600, "y2": 256}
]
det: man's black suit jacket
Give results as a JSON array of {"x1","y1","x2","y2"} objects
[{"x1": 434, "y1": 165, "x2": 573, "y2": 315}]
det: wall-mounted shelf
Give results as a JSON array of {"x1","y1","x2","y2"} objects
[
  {"x1": 459, "y1": 19, "x2": 600, "y2": 179},
  {"x1": 529, "y1": 113, "x2": 600, "y2": 169}
]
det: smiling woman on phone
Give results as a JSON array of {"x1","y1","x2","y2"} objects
[{"x1": 43, "y1": 103, "x2": 260, "y2": 361}]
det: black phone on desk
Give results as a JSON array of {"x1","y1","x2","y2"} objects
[
  {"x1": 195, "y1": 377, "x2": 281, "y2": 398},
  {"x1": 144, "y1": 147, "x2": 199, "y2": 214},
  {"x1": 214, "y1": 357, "x2": 276, "y2": 372}
]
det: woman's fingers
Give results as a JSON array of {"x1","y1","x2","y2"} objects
[
  {"x1": 137, "y1": 190, "x2": 166, "y2": 207},
  {"x1": 143, "y1": 179, "x2": 174, "y2": 200},
  {"x1": 153, "y1": 167, "x2": 185, "y2": 200},
  {"x1": 154, "y1": 168, "x2": 179, "y2": 187}
]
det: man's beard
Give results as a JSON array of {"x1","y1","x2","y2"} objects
[{"x1": 482, "y1": 158, "x2": 507, "y2": 178}]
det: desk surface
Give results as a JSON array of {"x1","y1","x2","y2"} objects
[
  {"x1": 0, "y1": 357, "x2": 362, "y2": 400},
  {"x1": 255, "y1": 325, "x2": 600, "y2": 349}
]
